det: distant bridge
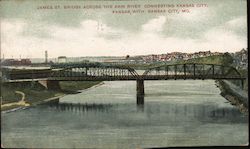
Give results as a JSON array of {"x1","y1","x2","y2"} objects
[{"x1": 2, "y1": 62, "x2": 246, "y2": 105}]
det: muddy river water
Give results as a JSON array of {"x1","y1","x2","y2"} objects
[{"x1": 1, "y1": 80, "x2": 248, "y2": 148}]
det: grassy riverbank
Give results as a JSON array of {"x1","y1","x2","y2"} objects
[
  {"x1": 1, "y1": 81, "x2": 101, "y2": 111},
  {"x1": 216, "y1": 80, "x2": 248, "y2": 114}
]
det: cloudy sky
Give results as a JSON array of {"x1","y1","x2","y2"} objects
[{"x1": 0, "y1": 0, "x2": 247, "y2": 58}]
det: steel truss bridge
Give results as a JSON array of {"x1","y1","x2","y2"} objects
[
  {"x1": 3, "y1": 62, "x2": 245, "y2": 81},
  {"x1": 2, "y1": 62, "x2": 246, "y2": 105}
]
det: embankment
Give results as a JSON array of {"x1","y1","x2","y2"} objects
[
  {"x1": 216, "y1": 80, "x2": 248, "y2": 114},
  {"x1": 1, "y1": 81, "x2": 102, "y2": 112}
]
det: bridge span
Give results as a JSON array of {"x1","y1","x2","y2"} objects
[{"x1": 2, "y1": 63, "x2": 246, "y2": 105}]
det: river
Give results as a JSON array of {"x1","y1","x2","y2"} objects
[{"x1": 1, "y1": 80, "x2": 248, "y2": 148}]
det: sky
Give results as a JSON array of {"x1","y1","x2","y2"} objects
[{"x1": 0, "y1": 0, "x2": 248, "y2": 58}]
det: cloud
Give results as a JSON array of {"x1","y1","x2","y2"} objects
[
  {"x1": 1, "y1": 19, "x2": 128, "y2": 58},
  {"x1": 142, "y1": 16, "x2": 166, "y2": 32},
  {"x1": 199, "y1": 16, "x2": 247, "y2": 51},
  {"x1": 1, "y1": 15, "x2": 247, "y2": 59},
  {"x1": 201, "y1": 23, "x2": 247, "y2": 51},
  {"x1": 176, "y1": 8, "x2": 213, "y2": 22},
  {"x1": 225, "y1": 16, "x2": 247, "y2": 30}
]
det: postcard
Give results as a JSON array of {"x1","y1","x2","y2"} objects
[{"x1": 0, "y1": 0, "x2": 248, "y2": 148}]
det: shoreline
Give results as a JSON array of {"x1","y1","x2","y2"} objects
[
  {"x1": 215, "y1": 80, "x2": 248, "y2": 114},
  {"x1": 78, "y1": 82, "x2": 105, "y2": 92},
  {"x1": 1, "y1": 94, "x2": 65, "y2": 113},
  {"x1": 1, "y1": 81, "x2": 104, "y2": 113},
  {"x1": 2, "y1": 80, "x2": 248, "y2": 114}
]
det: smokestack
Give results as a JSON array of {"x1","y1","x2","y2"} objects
[{"x1": 45, "y1": 50, "x2": 48, "y2": 64}]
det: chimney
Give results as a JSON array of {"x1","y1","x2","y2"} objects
[{"x1": 45, "y1": 50, "x2": 48, "y2": 64}]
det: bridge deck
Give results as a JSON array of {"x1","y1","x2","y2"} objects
[{"x1": 3, "y1": 75, "x2": 245, "y2": 83}]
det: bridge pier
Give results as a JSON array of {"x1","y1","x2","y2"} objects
[
  {"x1": 136, "y1": 79, "x2": 144, "y2": 105},
  {"x1": 47, "y1": 81, "x2": 61, "y2": 90},
  {"x1": 136, "y1": 79, "x2": 144, "y2": 95},
  {"x1": 38, "y1": 80, "x2": 61, "y2": 90}
]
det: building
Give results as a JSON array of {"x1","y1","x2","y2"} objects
[
  {"x1": 1, "y1": 59, "x2": 31, "y2": 66},
  {"x1": 233, "y1": 48, "x2": 248, "y2": 69},
  {"x1": 58, "y1": 56, "x2": 67, "y2": 63},
  {"x1": 20, "y1": 59, "x2": 32, "y2": 65}
]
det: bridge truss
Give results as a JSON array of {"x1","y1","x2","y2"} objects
[
  {"x1": 49, "y1": 63, "x2": 140, "y2": 81},
  {"x1": 142, "y1": 63, "x2": 244, "y2": 80},
  {"x1": 2, "y1": 63, "x2": 246, "y2": 81}
]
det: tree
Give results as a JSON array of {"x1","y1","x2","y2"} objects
[{"x1": 222, "y1": 52, "x2": 233, "y2": 66}]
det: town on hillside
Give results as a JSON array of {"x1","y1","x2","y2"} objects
[{"x1": 1, "y1": 48, "x2": 248, "y2": 69}]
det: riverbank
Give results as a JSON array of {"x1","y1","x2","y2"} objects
[
  {"x1": 216, "y1": 80, "x2": 248, "y2": 114},
  {"x1": 1, "y1": 81, "x2": 102, "y2": 112}
]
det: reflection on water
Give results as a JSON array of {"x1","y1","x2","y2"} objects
[
  {"x1": 137, "y1": 95, "x2": 144, "y2": 106},
  {"x1": 1, "y1": 80, "x2": 248, "y2": 148},
  {"x1": 47, "y1": 102, "x2": 115, "y2": 113},
  {"x1": 45, "y1": 102, "x2": 247, "y2": 124}
]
